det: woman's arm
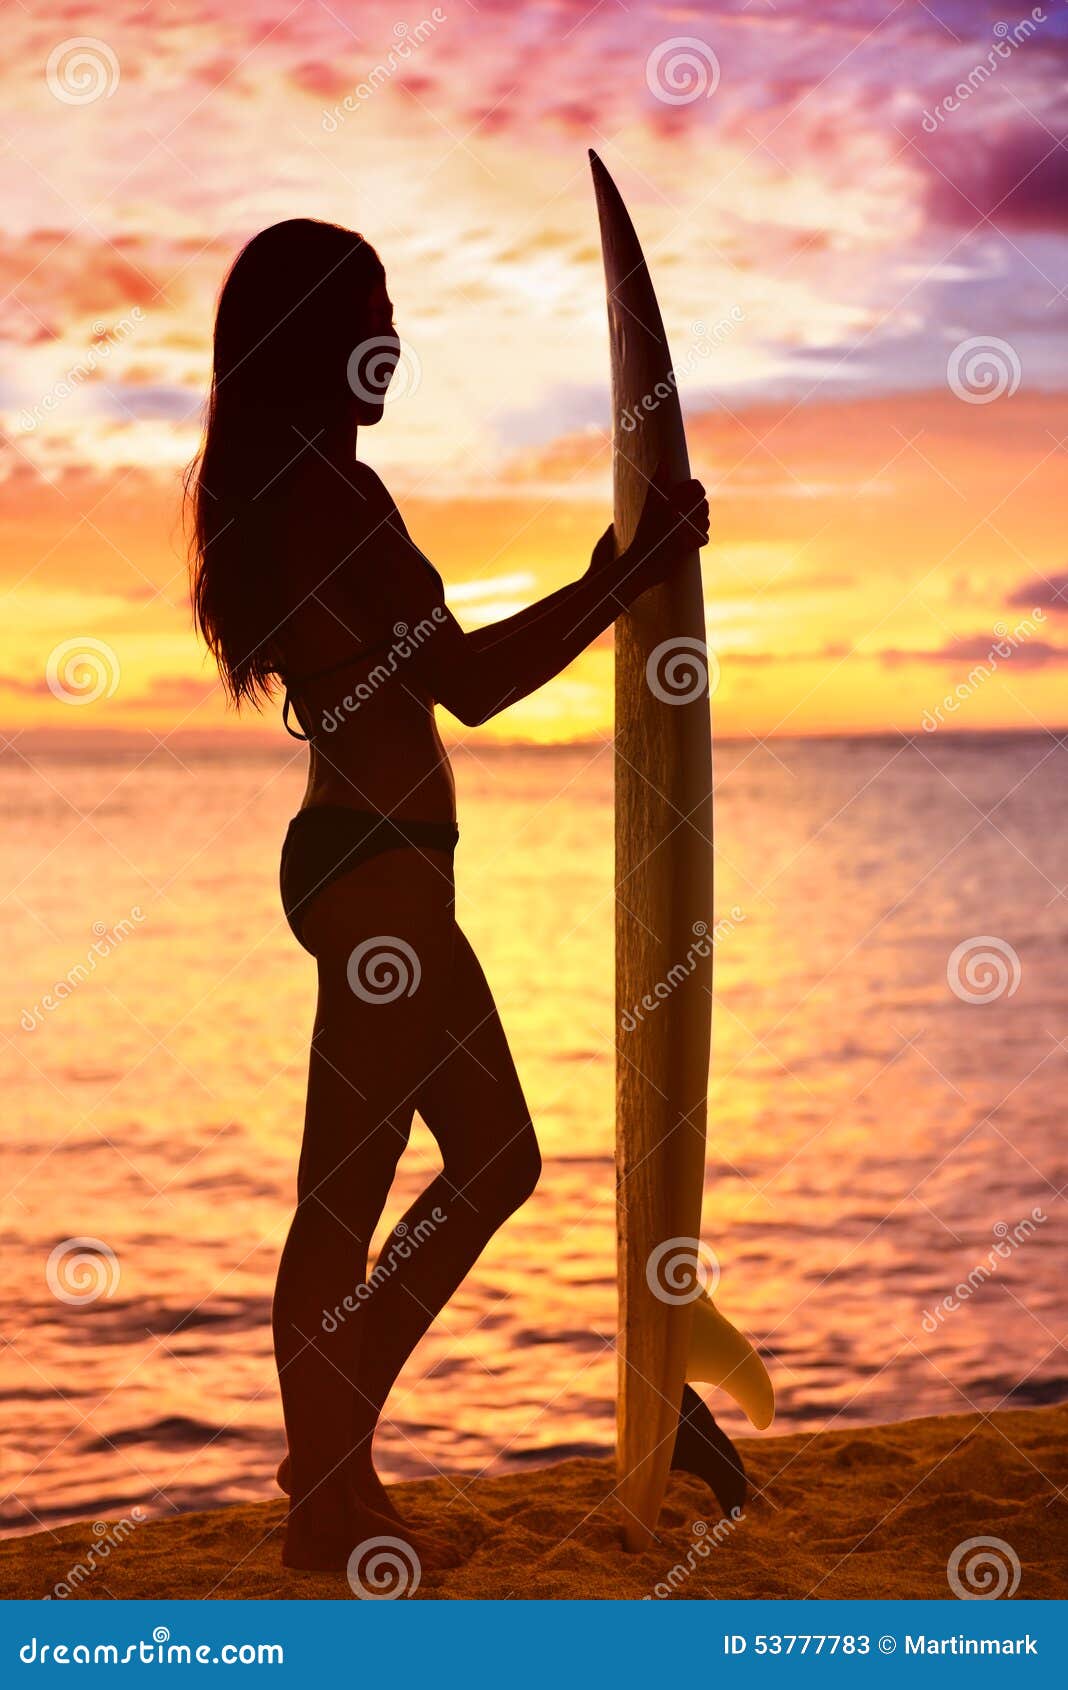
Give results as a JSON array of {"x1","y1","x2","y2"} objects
[
  {"x1": 346, "y1": 466, "x2": 709, "y2": 727},
  {"x1": 463, "y1": 528, "x2": 617, "y2": 655},
  {"x1": 442, "y1": 570, "x2": 630, "y2": 723}
]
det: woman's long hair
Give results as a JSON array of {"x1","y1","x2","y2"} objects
[{"x1": 186, "y1": 219, "x2": 385, "y2": 707}]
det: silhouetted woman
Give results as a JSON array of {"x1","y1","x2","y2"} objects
[{"x1": 188, "y1": 218, "x2": 708, "y2": 1571}]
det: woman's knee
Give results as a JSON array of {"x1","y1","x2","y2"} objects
[
  {"x1": 510, "y1": 1124, "x2": 542, "y2": 1208},
  {"x1": 453, "y1": 1120, "x2": 541, "y2": 1221}
]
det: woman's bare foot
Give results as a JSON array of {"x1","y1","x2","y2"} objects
[
  {"x1": 283, "y1": 1494, "x2": 404, "y2": 1574},
  {"x1": 276, "y1": 1451, "x2": 405, "y2": 1525},
  {"x1": 282, "y1": 1491, "x2": 451, "y2": 1577}
]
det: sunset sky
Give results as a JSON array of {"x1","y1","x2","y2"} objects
[{"x1": 2, "y1": 0, "x2": 1067, "y2": 742}]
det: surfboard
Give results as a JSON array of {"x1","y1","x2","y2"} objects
[{"x1": 590, "y1": 150, "x2": 772, "y2": 1552}]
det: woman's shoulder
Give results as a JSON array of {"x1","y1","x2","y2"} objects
[
  {"x1": 286, "y1": 454, "x2": 393, "y2": 522},
  {"x1": 337, "y1": 458, "x2": 396, "y2": 512},
  {"x1": 277, "y1": 456, "x2": 401, "y2": 575},
  {"x1": 295, "y1": 457, "x2": 444, "y2": 607}
]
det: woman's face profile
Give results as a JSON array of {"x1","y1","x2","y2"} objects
[{"x1": 349, "y1": 277, "x2": 400, "y2": 424}]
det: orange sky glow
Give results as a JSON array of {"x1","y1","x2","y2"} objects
[{"x1": 3, "y1": 0, "x2": 1066, "y2": 744}]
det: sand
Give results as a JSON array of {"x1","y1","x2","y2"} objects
[{"x1": 3, "y1": 1405, "x2": 1065, "y2": 1601}]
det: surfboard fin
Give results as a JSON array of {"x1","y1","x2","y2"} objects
[
  {"x1": 685, "y1": 1294, "x2": 775, "y2": 1430},
  {"x1": 671, "y1": 1385, "x2": 747, "y2": 1517}
]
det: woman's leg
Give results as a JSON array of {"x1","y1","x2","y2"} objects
[
  {"x1": 271, "y1": 848, "x2": 455, "y2": 1565},
  {"x1": 352, "y1": 925, "x2": 541, "y2": 1441}
]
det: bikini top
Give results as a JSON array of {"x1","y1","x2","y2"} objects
[
  {"x1": 280, "y1": 641, "x2": 394, "y2": 741},
  {"x1": 280, "y1": 554, "x2": 446, "y2": 742}
]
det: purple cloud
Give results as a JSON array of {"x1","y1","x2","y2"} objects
[
  {"x1": 1008, "y1": 571, "x2": 1068, "y2": 612},
  {"x1": 926, "y1": 123, "x2": 1068, "y2": 232}
]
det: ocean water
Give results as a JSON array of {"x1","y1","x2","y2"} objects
[{"x1": 1, "y1": 731, "x2": 1065, "y2": 1533}]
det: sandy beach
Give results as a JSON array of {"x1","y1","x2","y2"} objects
[{"x1": 2, "y1": 1404, "x2": 1064, "y2": 1601}]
